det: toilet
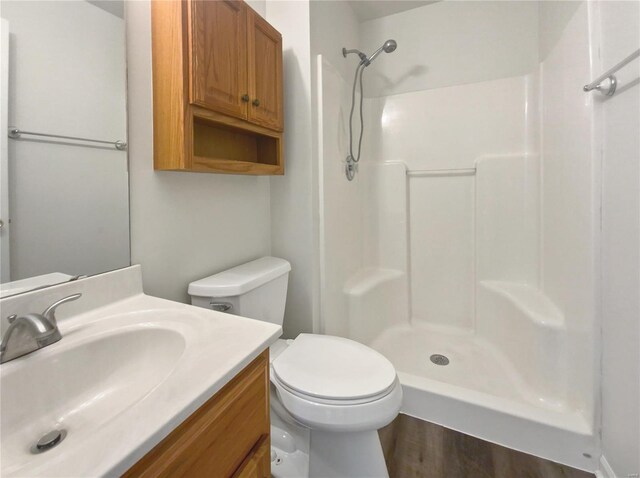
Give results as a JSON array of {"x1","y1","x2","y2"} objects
[{"x1": 189, "y1": 256, "x2": 402, "y2": 478}]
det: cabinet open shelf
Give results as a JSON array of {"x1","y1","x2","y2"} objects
[{"x1": 192, "y1": 115, "x2": 283, "y2": 175}]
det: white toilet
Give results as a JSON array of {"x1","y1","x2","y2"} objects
[{"x1": 189, "y1": 256, "x2": 402, "y2": 478}]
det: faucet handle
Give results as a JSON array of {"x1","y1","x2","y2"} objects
[{"x1": 42, "y1": 293, "x2": 82, "y2": 325}]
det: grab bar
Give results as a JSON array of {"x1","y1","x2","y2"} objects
[
  {"x1": 8, "y1": 127, "x2": 127, "y2": 150},
  {"x1": 407, "y1": 168, "x2": 476, "y2": 177},
  {"x1": 583, "y1": 48, "x2": 639, "y2": 96}
]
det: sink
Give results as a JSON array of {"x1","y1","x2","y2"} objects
[
  {"x1": 1, "y1": 325, "x2": 185, "y2": 473},
  {"x1": 0, "y1": 289, "x2": 281, "y2": 478}
]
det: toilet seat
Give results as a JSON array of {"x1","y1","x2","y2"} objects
[
  {"x1": 272, "y1": 334, "x2": 397, "y2": 403},
  {"x1": 270, "y1": 334, "x2": 403, "y2": 433},
  {"x1": 272, "y1": 372, "x2": 394, "y2": 405},
  {"x1": 272, "y1": 372, "x2": 402, "y2": 433}
]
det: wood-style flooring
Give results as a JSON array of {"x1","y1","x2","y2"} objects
[{"x1": 378, "y1": 414, "x2": 595, "y2": 478}]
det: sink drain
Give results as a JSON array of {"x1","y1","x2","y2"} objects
[
  {"x1": 430, "y1": 354, "x2": 450, "y2": 366},
  {"x1": 31, "y1": 429, "x2": 67, "y2": 454}
]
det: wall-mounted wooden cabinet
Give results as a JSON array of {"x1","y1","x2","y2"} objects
[{"x1": 152, "y1": 0, "x2": 284, "y2": 175}]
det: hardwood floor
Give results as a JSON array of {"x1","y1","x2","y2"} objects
[{"x1": 378, "y1": 414, "x2": 595, "y2": 478}]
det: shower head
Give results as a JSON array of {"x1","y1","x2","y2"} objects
[
  {"x1": 342, "y1": 40, "x2": 398, "y2": 66},
  {"x1": 382, "y1": 39, "x2": 397, "y2": 53},
  {"x1": 364, "y1": 39, "x2": 397, "y2": 65}
]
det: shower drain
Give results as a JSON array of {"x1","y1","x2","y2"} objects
[{"x1": 430, "y1": 354, "x2": 450, "y2": 366}]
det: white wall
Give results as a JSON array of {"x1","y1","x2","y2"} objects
[
  {"x1": 2, "y1": 1, "x2": 129, "y2": 281},
  {"x1": 126, "y1": 1, "x2": 271, "y2": 303},
  {"x1": 246, "y1": 0, "x2": 266, "y2": 17},
  {"x1": 359, "y1": 0, "x2": 539, "y2": 97},
  {"x1": 266, "y1": 0, "x2": 317, "y2": 338},
  {"x1": 1, "y1": 18, "x2": 10, "y2": 283},
  {"x1": 538, "y1": 0, "x2": 598, "y2": 423},
  {"x1": 598, "y1": 1, "x2": 640, "y2": 476},
  {"x1": 310, "y1": 0, "x2": 360, "y2": 84},
  {"x1": 127, "y1": 0, "x2": 317, "y2": 332},
  {"x1": 409, "y1": 173, "x2": 475, "y2": 329},
  {"x1": 316, "y1": 56, "x2": 366, "y2": 337},
  {"x1": 310, "y1": 0, "x2": 363, "y2": 337},
  {"x1": 538, "y1": 1, "x2": 581, "y2": 62},
  {"x1": 475, "y1": 154, "x2": 539, "y2": 286},
  {"x1": 360, "y1": 1, "x2": 538, "y2": 332},
  {"x1": 373, "y1": 75, "x2": 532, "y2": 171}
]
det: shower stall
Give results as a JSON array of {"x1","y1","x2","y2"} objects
[{"x1": 313, "y1": 0, "x2": 612, "y2": 471}]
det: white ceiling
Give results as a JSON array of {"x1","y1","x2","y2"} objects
[{"x1": 346, "y1": 0, "x2": 439, "y2": 22}]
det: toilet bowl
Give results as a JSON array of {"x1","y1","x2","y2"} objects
[{"x1": 189, "y1": 257, "x2": 402, "y2": 477}]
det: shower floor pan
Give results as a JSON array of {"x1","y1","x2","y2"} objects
[{"x1": 370, "y1": 324, "x2": 596, "y2": 472}]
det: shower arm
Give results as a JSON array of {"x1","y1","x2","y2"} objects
[{"x1": 342, "y1": 48, "x2": 368, "y2": 63}]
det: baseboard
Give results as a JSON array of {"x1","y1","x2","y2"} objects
[{"x1": 596, "y1": 455, "x2": 617, "y2": 478}]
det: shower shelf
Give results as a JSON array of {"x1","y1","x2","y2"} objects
[{"x1": 480, "y1": 281, "x2": 565, "y2": 329}]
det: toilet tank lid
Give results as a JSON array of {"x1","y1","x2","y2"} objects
[{"x1": 188, "y1": 257, "x2": 291, "y2": 297}]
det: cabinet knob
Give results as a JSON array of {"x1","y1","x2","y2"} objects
[
  {"x1": 252, "y1": 98, "x2": 260, "y2": 107},
  {"x1": 241, "y1": 94, "x2": 250, "y2": 102}
]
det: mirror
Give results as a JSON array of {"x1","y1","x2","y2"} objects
[{"x1": 0, "y1": 1, "x2": 129, "y2": 298}]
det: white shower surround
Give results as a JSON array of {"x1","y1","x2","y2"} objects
[{"x1": 316, "y1": 0, "x2": 601, "y2": 472}]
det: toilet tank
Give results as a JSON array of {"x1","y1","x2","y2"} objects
[{"x1": 188, "y1": 257, "x2": 291, "y2": 326}]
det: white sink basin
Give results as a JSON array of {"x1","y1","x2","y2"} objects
[
  {"x1": 0, "y1": 294, "x2": 281, "y2": 477},
  {"x1": 2, "y1": 325, "x2": 185, "y2": 472}
]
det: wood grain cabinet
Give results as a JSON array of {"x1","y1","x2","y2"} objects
[
  {"x1": 247, "y1": 9, "x2": 283, "y2": 131},
  {"x1": 189, "y1": 0, "x2": 249, "y2": 120},
  {"x1": 123, "y1": 351, "x2": 270, "y2": 478},
  {"x1": 152, "y1": 0, "x2": 284, "y2": 175}
]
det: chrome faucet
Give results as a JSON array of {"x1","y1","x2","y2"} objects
[{"x1": 0, "y1": 293, "x2": 82, "y2": 364}]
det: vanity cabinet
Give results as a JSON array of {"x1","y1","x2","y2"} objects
[
  {"x1": 123, "y1": 350, "x2": 270, "y2": 478},
  {"x1": 152, "y1": 0, "x2": 284, "y2": 175}
]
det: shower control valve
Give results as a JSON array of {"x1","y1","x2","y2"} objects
[{"x1": 345, "y1": 155, "x2": 358, "y2": 181}]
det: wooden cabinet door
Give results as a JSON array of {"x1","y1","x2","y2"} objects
[
  {"x1": 189, "y1": 0, "x2": 248, "y2": 120},
  {"x1": 123, "y1": 351, "x2": 270, "y2": 478},
  {"x1": 247, "y1": 9, "x2": 283, "y2": 131},
  {"x1": 233, "y1": 436, "x2": 270, "y2": 478}
]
